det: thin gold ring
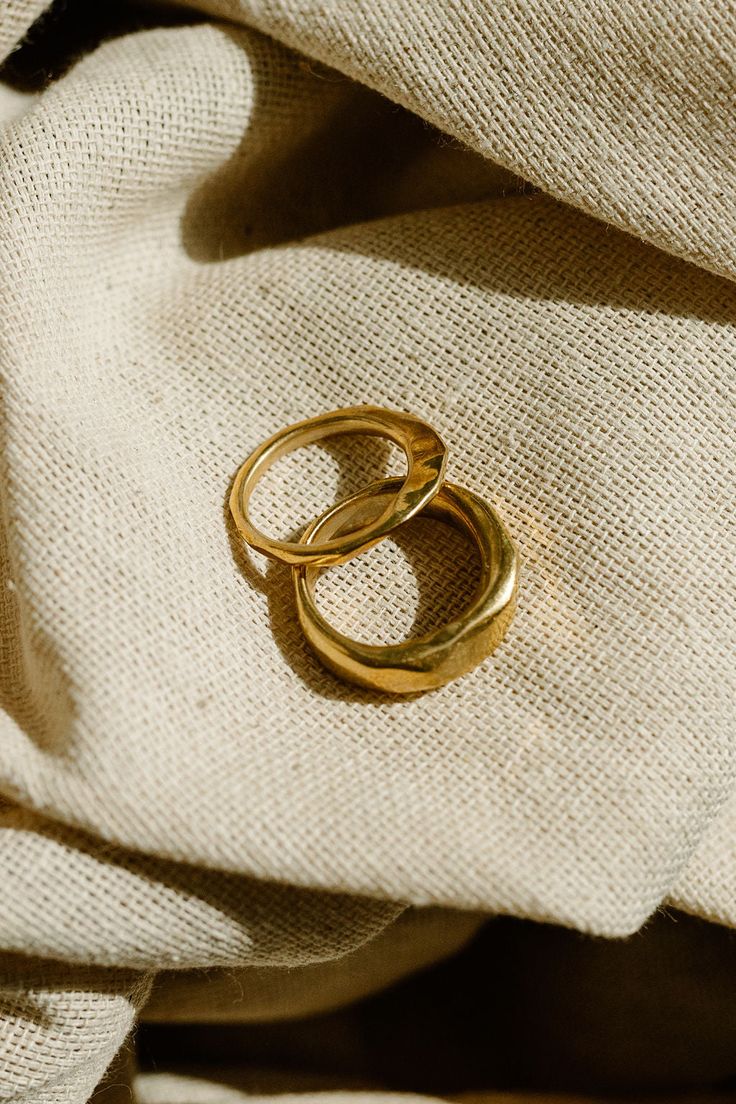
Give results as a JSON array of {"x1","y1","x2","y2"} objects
[
  {"x1": 230, "y1": 407, "x2": 447, "y2": 566},
  {"x1": 293, "y1": 477, "x2": 518, "y2": 693}
]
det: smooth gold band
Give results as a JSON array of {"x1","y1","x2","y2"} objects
[
  {"x1": 293, "y1": 478, "x2": 518, "y2": 694},
  {"x1": 229, "y1": 407, "x2": 447, "y2": 567}
]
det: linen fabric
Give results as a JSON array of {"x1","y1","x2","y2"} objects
[{"x1": 0, "y1": 0, "x2": 735, "y2": 1101}]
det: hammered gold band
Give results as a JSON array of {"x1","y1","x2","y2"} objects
[
  {"x1": 293, "y1": 478, "x2": 518, "y2": 694},
  {"x1": 230, "y1": 406, "x2": 518, "y2": 693},
  {"x1": 229, "y1": 406, "x2": 447, "y2": 567}
]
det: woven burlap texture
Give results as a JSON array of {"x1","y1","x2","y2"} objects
[{"x1": 0, "y1": 2, "x2": 735, "y2": 1102}]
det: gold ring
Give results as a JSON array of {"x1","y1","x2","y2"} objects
[
  {"x1": 230, "y1": 407, "x2": 447, "y2": 566},
  {"x1": 293, "y1": 478, "x2": 518, "y2": 693}
]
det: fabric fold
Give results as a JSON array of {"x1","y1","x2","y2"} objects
[
  {"x1": 169, "y1": 0, "x2": 736, "y2": 281},
  {"x1": 0, "y1": 954, "x2": 150, "y2": 1104}
]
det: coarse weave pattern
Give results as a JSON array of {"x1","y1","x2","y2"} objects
[
  {"x1": 0, "y1": 807, "x2": 403, "y2": 970},
  {"x1": 1, "y1": 1, "x2": 735, "y2": 1101},
  {"x1": 0, "y1": 955, "x2": 149, "y2": 1104}
]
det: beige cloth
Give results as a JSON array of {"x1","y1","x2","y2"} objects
[{"x1": 1, "y1": 0, "x2": 735, "y2": 1101}]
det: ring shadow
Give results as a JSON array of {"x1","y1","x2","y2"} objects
[{"x1": 224, "y1": 436, "x2": 479, "y2": 705}]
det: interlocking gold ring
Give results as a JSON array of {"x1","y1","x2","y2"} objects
[
  {"x1": 230, "y1": 407, "x2": 447, "y2": 567},
  {"x1": 293, "y1": 478, "x2": 518, "y2": 694}
]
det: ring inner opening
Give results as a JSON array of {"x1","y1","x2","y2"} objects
[
  {"x1": 312, "y1": 510, "x2": 482, "y2": 646},
  {"x1": 247, "y1": 433, "x2": 406, "y2": 543}
]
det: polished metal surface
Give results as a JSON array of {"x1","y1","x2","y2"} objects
[
  {"x1": 293, "y1": 478, "x2": 518, "y2": 694},
  {"x1": 229, "y1": 406, "x2": 447, "y2": 567}
]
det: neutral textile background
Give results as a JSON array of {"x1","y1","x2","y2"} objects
[{"x1": 1, "y1": 1, "x2": 735, "y2": 1101}]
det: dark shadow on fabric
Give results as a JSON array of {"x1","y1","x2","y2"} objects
[
  {"x1": 0, "y1": 0, "x2": 197, "y2": 90},
  {"x1": 307, "y1": 191, "x2": 736, "y2": 326},
  {"x1": 180, "y1": 27, "x2": 519, "y2": 262},
  {"x1": 138, "y1": 911, "x2": 736, "y2": 1096},
  {"x1": 181, "y1": 57, "x2": 432, "y2": 261}
]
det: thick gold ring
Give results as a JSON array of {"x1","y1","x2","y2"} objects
[
  {"x1": 229, "y1": 407, "x2": 447, "y2": 566},
  {"x1": 293, "y1": 478, "x2": 518, "y2": 693}
]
